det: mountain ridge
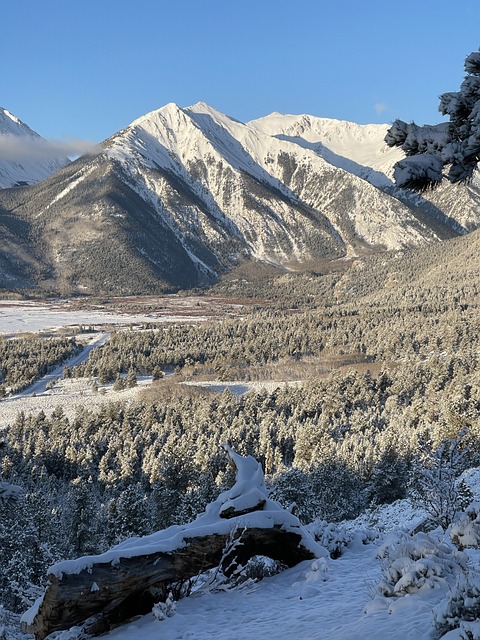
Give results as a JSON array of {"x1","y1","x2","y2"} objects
[{"x1": 0, "y1": 102, "x2": 478, "y2": 295}]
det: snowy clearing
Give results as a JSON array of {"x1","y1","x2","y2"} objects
[
  {"x1": 24, "y1": 470, "x2": 480, "y2": 640},
  {"x1": 0, "y1": 376, "x2": 153, "y2": 425},
  {"x1": 59, "y1": 538, "x2": 449, "y2": 640},
  {"x1": 0, "y1": 300, "x2": 212, "y2": 336}
]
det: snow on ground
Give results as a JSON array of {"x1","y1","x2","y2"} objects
[
  {"x1": 0, "y1": 376, "x2": 153, "y2": 425},
  {"x1": 30, "y1": 453, "x2": 475, "y2": 640},
  {"x1": 180, "y1": 379, "x2": 300, "y2": 396},
  {"x1": 0, "y1": 301, "x2": 208, "y2": 336},
  {"x1": 83, "y1": 542, "x2": 441, "y2": 640},
  {"x1": 0, "y1": 373, "x2": 288, "y2": 427},
  {"x1": 41, "y1": 475, "x2": 480, "y2": 640}
]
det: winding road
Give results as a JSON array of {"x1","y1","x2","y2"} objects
[{"x1": 12, "y1": 331, "x2": 110, "y2": 398}]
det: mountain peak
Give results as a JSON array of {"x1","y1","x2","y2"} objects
[
  {"x1": 127, "y1": 102, "x2": 175, "y2": 125},
  {"x1": 0, "y1": 100, "x2": 478, "y2": 294},
  {"x1": 0, "y1": 107, "x2": 38, "y2": 138},
  {"x1": 0, "y1": 107, "x2": 71, "y2": 188}
]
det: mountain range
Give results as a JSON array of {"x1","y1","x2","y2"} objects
[{"x1": 0, "y1": 102, "x2": 479, "y2": 295}]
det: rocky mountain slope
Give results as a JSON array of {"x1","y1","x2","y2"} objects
[
  {"x1": 250, "y1": 111, "x2": 480, "y2": 231},
  {"x1": 0, "y1": 108, "x2": 69, "y2": 188},
  {"x1": 0, "y1": 102, "x2": 478, "y2": 295}
]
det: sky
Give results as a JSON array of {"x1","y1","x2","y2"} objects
[{"x1": 2, "y1": 0, "x2": 480, "y2": 144}]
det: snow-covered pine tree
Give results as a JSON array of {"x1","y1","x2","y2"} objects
[
  {"x1": 411, "y1": 432, "x2": 469, "y2": 529},
  {"x1": 0, "y1": 481, "x2": 22, "y2": 506},
  {"x1": 385, "y1": 48, "x2": 480, "y2": 188},
  {"x1": 125, "y1": 369, "x2": 138, "y2": 388}
]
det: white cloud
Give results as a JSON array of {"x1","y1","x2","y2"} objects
[
  {"x1": 0, "y1": 134, "x2": 99, "y2": 161},
  {"x1": 374, "y1": 102, "x2": 388, "y2": 115}
]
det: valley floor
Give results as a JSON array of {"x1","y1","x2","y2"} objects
[{"x1": 0, "y1": 376, "x2": 153, "y2": 424}]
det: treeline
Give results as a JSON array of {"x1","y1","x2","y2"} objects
[
  {"x1": 67, "y1": 300, "x2": 480, "y2": 383},
  {"x1": 0, "y1": 335, "x2": 80, "y2": 394}
]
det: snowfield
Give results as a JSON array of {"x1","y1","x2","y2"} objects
[
  {"x1": 0, "y1": 300, "x2": 210, "y2": 336},
  {"x1": 49, "y1": 519, "x2": 480, "y2": 640},
  {"x1": 103, "y1": 548, "x2": 438, "y2": 640},
  {"x1": 0, "y1": 376, "x2": 153, "y2": 426}
]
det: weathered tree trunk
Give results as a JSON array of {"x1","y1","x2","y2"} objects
[
  {"x1": 26, "y1": 527, "x2": 314, "y2": 639},
  {"x1": 22, "y1": 446, "x2": 324, "y2": 639}
]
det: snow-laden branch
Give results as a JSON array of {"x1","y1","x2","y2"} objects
[{"x1": 385, "y1": 48, "x2": 480, "y2": 188}]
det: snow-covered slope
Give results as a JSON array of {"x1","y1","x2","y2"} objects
[
  {"x1": 0, "y1": 108, "x2": 69, "y2": 188},
  {"x1": 106, "y1": 102, "x2": 454, "y2": 259},
  {"x1": 250, "y1": 112, "x2": 405, "y2": 187}
]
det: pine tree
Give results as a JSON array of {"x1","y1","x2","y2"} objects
[
  {"x1": 64, "y1": 477, "x2": 100, "y2": 556},
  {"x1": 152, "y1": 366, "x2": 164, "y2": 381},
  {"x1": 125, "y1": 369, "x2": 137, "y2": 388},
  {"x1": 112, "y1": 374, "x2": 125, "y2": 391},
  {"x1": 386, "y1": 48, "x2": 480, "y2": 187},
  {"x1": 369, "y1": 447, "x2": 408, "y2": 506}
]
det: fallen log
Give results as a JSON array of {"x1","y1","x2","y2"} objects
[{"x1": 22, "y1": 445, "x2": 326, "y2": 639}]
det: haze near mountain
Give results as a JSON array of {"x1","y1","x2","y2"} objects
[
  {"x1": 0, "y1": 108, "x2": 70, "y2": 189},
  {"x1": 0, "y1": 102, "x2": 479, "y2": 295}
]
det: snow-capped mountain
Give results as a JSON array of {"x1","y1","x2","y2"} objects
[
  {"x1": 0, "y1": 108, "x2": 70, "y2": 188},
  {"x1": 0, "y1": 102, "x2": 477, "y2": 295},
  {"x1": 250, "y1": 112, "x2": 404, "y2": 188}
]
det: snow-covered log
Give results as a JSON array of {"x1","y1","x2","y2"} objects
[{"x1": 21, "y1": 445, "x2": 326, "y2": 639}]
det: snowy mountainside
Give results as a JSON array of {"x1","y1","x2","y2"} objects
[
  {"x1": 249, "y1": 111, "x2": 405, "y2": 187},
  {"x1": 106, "y1": 102, "x2": 453, "y2": 255},
  {"x1": 106, "y1": 101, "x2": 345, "y2": 266},
  {"x1": 250, "y1": 111, "x2": 480, "y2": 231},
  {"x1": 0, "y1": 102, "x2": 473, "y2": 294},
  {"x1": 0, "y1": 108, "x2": 69, "y2": 188}
]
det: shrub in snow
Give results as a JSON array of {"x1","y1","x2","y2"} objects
[
  {"x1": 434, "y1": 569, "x2": 480, "y2": 638},
  {"x1": 451, "y1": 503, "x2": 480, "y2": 550},
  {"x1": 377, "y1": 531, "x2": 465, "y2": 597},
  {"x1": 237, "y1": 555, "x2": 287, "y2": 582},
  {"x1": 194, "y1": 529, "x2": 287, "y2": 596},
  {"x1": 306, "y1": 519, "x2": 376, "y2": 559},
  {"x1": 411, "y1": 434, "x2": 468, "y2": 530},
  {"x1": 152, "y1": 591, "x2": 176, "y2": 621},
  {"x1": 306, "y1": 520, "x2": 352, "y2": 558}
]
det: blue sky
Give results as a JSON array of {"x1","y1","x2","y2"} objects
[{"x1": 3, "y1": 0, "x2": 480, "y2": 143}]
